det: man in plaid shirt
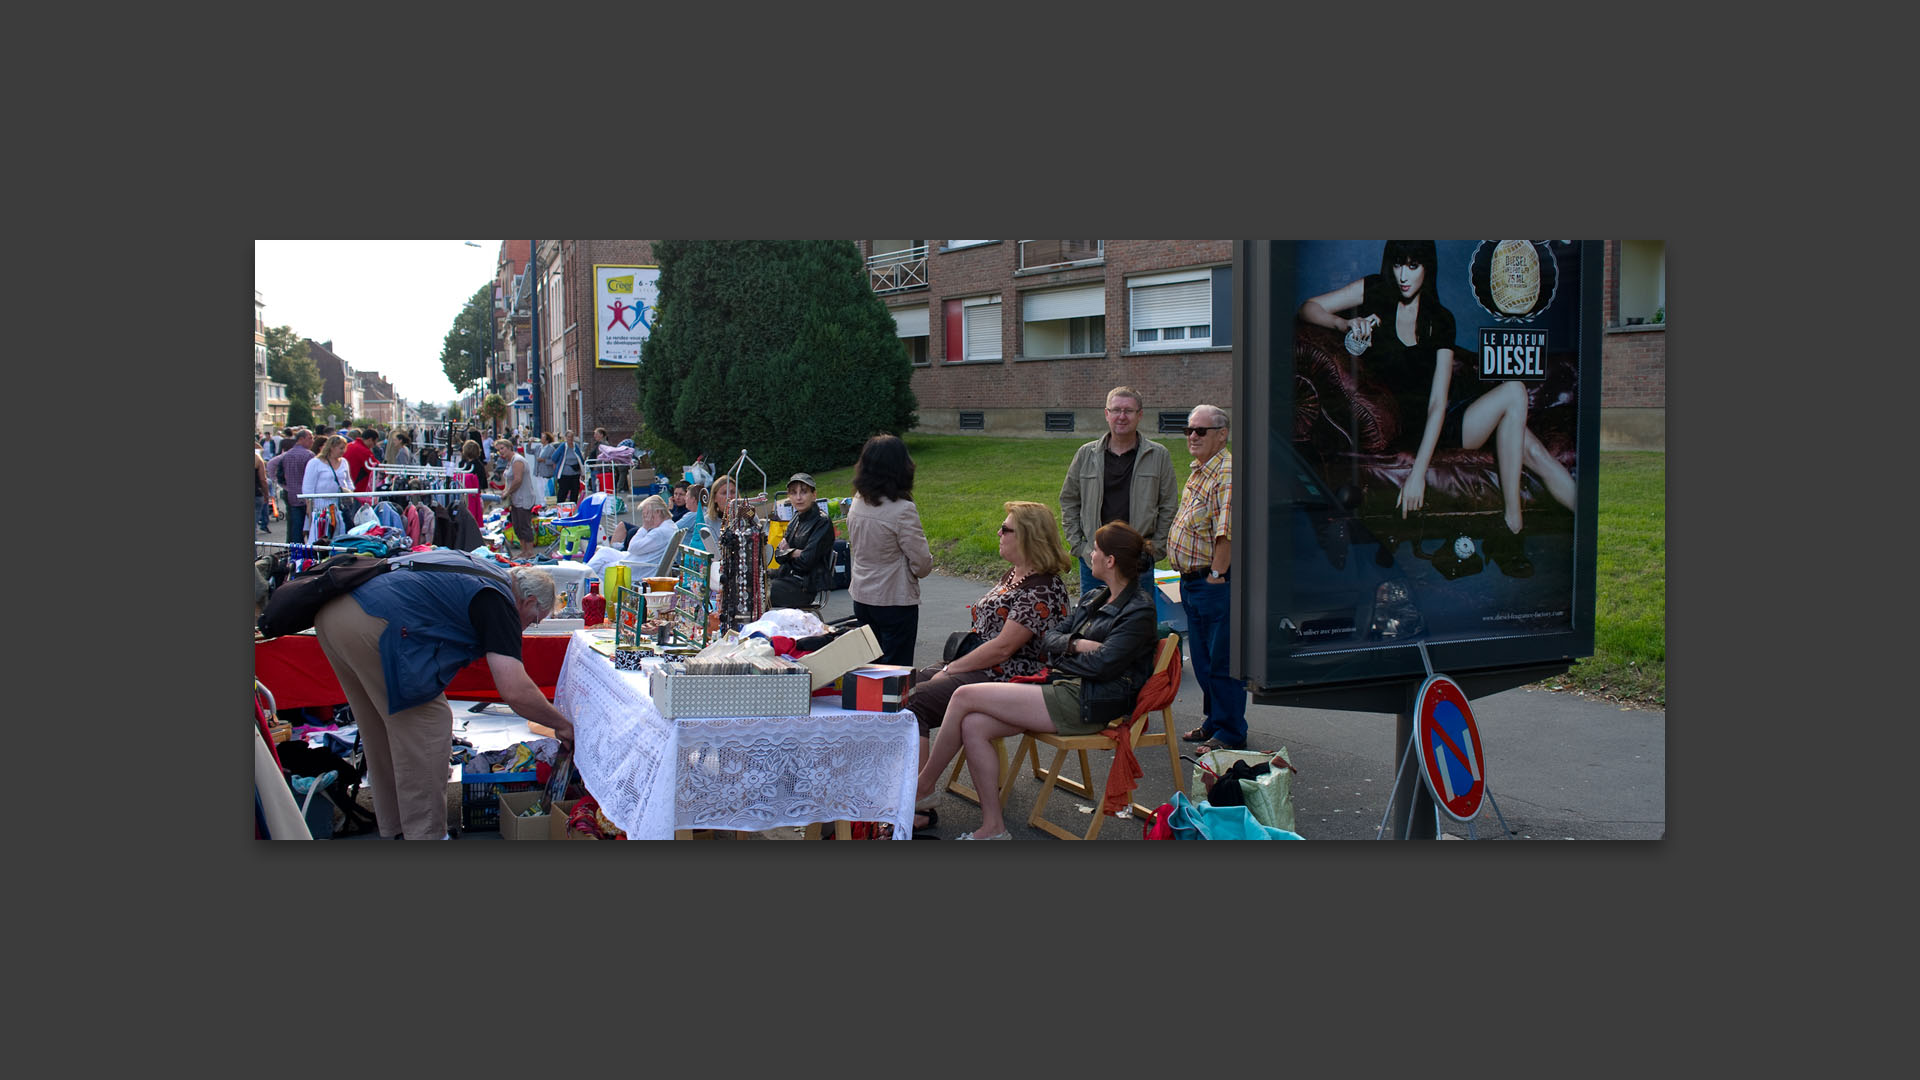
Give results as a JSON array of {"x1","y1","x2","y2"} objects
[{"x1": 1167, "y1": 404, "x2": 1247, "y2": 751}]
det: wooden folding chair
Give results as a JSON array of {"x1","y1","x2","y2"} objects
[
  {"x1": 1007, "y1": 631, "x2": 1185, "y2": 840},
  {"x1": 943, "y1": 736, "x2": 1022, "y2": 808}
]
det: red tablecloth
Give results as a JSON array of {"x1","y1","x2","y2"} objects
[{"x1": 253, "y1": 633, "x2": 571, "y2": 709}]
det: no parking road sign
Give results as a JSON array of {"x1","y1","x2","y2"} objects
[{"x1": 1414, "y1": 674, "x2": 1485, "y2": 822}]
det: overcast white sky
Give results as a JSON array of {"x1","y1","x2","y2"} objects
[{"x1": 255, "y1": 240, "x2": 503, "y2": 406}]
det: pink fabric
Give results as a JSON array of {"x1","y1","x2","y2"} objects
[{"x1": 463, "y1": 472, "x2": 482, "y2": 522}]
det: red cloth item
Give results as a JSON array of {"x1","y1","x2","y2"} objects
[
  {"x1": 769, "y1": 635, "x2": 796, "y2": 656},
  {"x1": 253, "y1": 633, "x2": 571, "y2": 709},
  {"x1": 1098, "y1": 724, "x2": 1143, "y2": 816}
]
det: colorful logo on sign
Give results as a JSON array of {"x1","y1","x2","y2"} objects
[{"x1": 1414, "y1": 674, "x2": 1486, "y2": 821}]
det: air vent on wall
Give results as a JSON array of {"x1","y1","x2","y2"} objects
[
  {"x1": 1045, "y1": 412, "x2": 1075, "y2": 432},
  {"x1": 959, "y1": 411, "x2": 985, "y2": 431},
  {"x1": 1158, "y1": 411, "x2": 1187, "y2": 434}
]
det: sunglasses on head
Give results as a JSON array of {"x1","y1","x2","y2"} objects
[{"x1": 1184, "y1": 425, "x2": 1224, "y2": 437}]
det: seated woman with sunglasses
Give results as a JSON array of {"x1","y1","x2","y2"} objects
[
  {"x1": 913, "y1": 520, "x2": 1160, "y2": 840},
  {"x1": 903, "y1": 501, "x2": 1072, "y2": 830}
]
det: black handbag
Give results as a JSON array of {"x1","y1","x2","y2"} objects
[{"x1": 942, "y1": 630, "x2": 983, "y2": 663}]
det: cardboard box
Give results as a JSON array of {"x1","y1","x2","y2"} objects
[
  {"x1": 548, "y1": 797, "x2": 583, "y2": 840},
  {"x1": 842, "y1": 664, "x2": 917, "y2": 713},
  {"x1": 496, "y1": 788, "x2": 555, "y2": 840},
  {"x1": 796, "y1": 623, "x2": 883, "y2": 691}
]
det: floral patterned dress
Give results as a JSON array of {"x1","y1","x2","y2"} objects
[{"x1": 971, "y1": 570, "x2": 1070, "y2": 678}]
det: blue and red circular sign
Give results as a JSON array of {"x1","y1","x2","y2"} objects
[{"x1": 1414, "y1": 674, "x2": 1485, "y2": 822}]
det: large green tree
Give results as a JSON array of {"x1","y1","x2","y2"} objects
[
  {"x1": 639, "y1": 240, "x2": 917, "y2": 482},
  {"x1": 439, "y1": 283, "x2": 492, "y2": 395},
  {"x1": 265, "y1": 325, "x2": 322, "y2": 427}
]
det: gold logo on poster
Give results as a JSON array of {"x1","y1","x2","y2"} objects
[
  {"x1": 606, "y1": 275, "x2": 634, "y2": 293},
  {"x1": 1488, "y1": 240, "x2": 1539, "y2": 315}
]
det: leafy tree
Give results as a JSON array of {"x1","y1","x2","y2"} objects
[
  {"x1": 639, "y1": 240, "x2": 916, "y2": 482},
  {"x1": 265, "y1": 326, "x2": 322, "y2": 427},
  {"x1": 320, "y1": 400, "x2": 350, "y2": 426},
  {"x1": 416, "y1": 403, "x2": 441, "y2": 424},
  {"x1": 447, "y1": 402, "x2": 463, "y2": 423},
  {"x1": 439, "y1": 283, "x2": 492, "y2": 394}
]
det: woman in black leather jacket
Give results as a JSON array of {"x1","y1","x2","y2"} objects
[{"x1": 913, "y1": 521, "x2": 1159, "y2": 840}]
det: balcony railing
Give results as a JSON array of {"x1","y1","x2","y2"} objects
[
  {"x1": 1018, "y1": 240, "x2": 1104, "y2": 272},
  {"x1": 868, "y1": 245, "x2": 929, "y2": 293}
]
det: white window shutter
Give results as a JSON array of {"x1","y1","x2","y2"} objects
[
  {"x1": 1022, "y1": 285, "x2": 1105, "y2": 322},
  {"x1": 964, "y1": 301, "x2": 1002, "y2": 359},
  {"x1": 1130, "y1": 280, "x2": 1211, "y2": 331},
  {"x1": 891, "y1": 305, "x2": 929, "y2": 338}
]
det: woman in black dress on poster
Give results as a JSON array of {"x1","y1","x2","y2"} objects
[{"x1": 1298, "y1": 240, "x2": 1576, "y2": 565}]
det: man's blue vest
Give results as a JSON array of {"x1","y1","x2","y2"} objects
[{"x1": 350, "y1": 569, "x2": 515, "y2": 714}]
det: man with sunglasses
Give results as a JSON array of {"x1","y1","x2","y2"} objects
[
  {"x1": 1059, "y1": 386, "x2": 1179, "y2": 598},
  {"x1": 1169, "y1": 403, "x2": 1247, "y2": 751}
]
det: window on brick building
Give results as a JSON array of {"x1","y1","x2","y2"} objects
[
  {"x1": 944, "y1": 295, "x2": 1002, "y2": 362},
  {"x1": 890, "y1": 304, "x2": 930, "y2": 366},
  {"x1": 1615, "y1": 240, "x2": 1666, "y2": 326},
  {"x1": 1021, "y1": 285, "x2": 1106, "y2": 358},
  {"x1": 946, "y1": 240, "x2": 993, "y2": 250},
  {"x1": 1128, "y1": 266, "x2": 1233, "y2": 352}
]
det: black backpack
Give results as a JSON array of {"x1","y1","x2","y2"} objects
[{"x1": 257, "y1": 552, "x2": 509, "y2": 639}]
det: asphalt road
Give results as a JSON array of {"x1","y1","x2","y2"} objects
[{"x1": 818, "y1": 573, "x2": 1665, "y2": 841}]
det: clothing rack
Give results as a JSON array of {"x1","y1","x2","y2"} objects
[{"x1": 254, "y1": 540, "x2": 346, "y2": 552}]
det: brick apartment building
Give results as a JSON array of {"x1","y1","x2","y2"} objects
[
  {"x1": 306, "y1": 338, "x2": 362, "y2": 421},
  {"x1": 528, "y1": 239, "x2": 655, "y2": 444},
  {"x1": 495, "y1": 238, "x2": 1664, "y2": 453},
  {"x1": 866, "y1": 240, "x2": 1237, "y2": 441},
  {"x1": 874, "y1": 238, "x2": 1663, "y2": 450}
]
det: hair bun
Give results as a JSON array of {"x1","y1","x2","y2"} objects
[{"x1": 1134, "y1": 549, "x2": 1154, "y2": 575}]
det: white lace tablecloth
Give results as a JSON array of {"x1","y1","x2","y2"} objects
[{"x1": 553, "y1": 631, "x2": 917, "y2": 839}]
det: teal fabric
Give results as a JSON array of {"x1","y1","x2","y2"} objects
[{"x1": 1163, "y1": 791, "x2": 1305, "y2": 840}]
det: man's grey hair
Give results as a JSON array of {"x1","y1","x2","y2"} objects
[
  {"x1": 1190, "y1": 403, "x2": 1229, "y2": 428},
  {"x1": 508, "y1": 567, "x2": 556, "y2": 614},
  {"x1": 639, "y1": 494, "x2": 669, "y2": 518}
]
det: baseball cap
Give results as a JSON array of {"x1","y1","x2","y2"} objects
[{"x1": 786, "y1": 472, "x2": 817, "y2": 491}]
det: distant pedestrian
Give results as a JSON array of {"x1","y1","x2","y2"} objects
[
  {"x1": 268, "y1": 428, "x2": 315, "y2": 544},
  {"x1": 255, "y1": 445, "x2": 273, "y2": 533}
]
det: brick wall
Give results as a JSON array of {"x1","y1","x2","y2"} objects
[
  {"x1": 558, "y1": 239, "x2": 655, "y2": 443},
  {"x1": 1600, "y1": 326, "x2": 1666, "y2": 408},
  {"x1": 881, "y1": 240, "x2": 1236, "y2": 434}
]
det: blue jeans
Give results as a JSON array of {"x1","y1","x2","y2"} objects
[
  {"x1": 1078, "y1": 558, "x2": 1101, "y2": 598},
  {"x1": 1180, "y1": 577, "x2": 1247, "y2": 746},
  {"x1": 257, "y1": 494, "x2": 272, "y2": 531},
  {"x1": 285, "y1": 504, "x2": 307, "y2": 546}
]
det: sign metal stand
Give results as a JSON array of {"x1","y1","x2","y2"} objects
[{"x1": 1375, "y1": 643, "x2": 1516, "y2": 840}]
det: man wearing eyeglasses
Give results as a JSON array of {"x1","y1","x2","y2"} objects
[
  {"x1": 1060, "y1": 386, "x2": 1180, "y2": 598},
  {"x1": 1169, "y1": 403, "x2": 1247, "y2": 751}
]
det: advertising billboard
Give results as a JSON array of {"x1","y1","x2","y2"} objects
[
  {"x1": 594, "y1": 264, "x2": 660, "y2": 368},
  {"x1": 1235, "y1": 241, "x2": 1602, "y2": 697}
]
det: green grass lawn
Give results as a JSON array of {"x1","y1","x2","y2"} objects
[{"x1": 810, "y1": 436, "x2": 1664, "y2": 707}]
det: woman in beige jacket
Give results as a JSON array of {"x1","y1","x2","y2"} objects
[{"x1": 845, "y1": 435, "x2": 935, "y2": 668}]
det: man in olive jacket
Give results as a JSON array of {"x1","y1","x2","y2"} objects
[{"x1": 1060, "y1": 386, "x2": 1180, "y2": 595}]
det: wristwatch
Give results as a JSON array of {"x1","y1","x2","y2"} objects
[{"x1": 1207, "y1": 570, "x2": 1227, "y2": 582}]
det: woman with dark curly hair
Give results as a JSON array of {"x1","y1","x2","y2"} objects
[
  {"x1": 845, "y1": 434, "x2": 934, "y2": 668},
  {"x1": 1297, "y1": 240, "x2": 1575, "y2": 573}
]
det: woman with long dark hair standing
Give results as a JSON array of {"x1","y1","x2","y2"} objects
[{"x1": 845, "y1": 434, "x2": 934, "y2": 668}]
